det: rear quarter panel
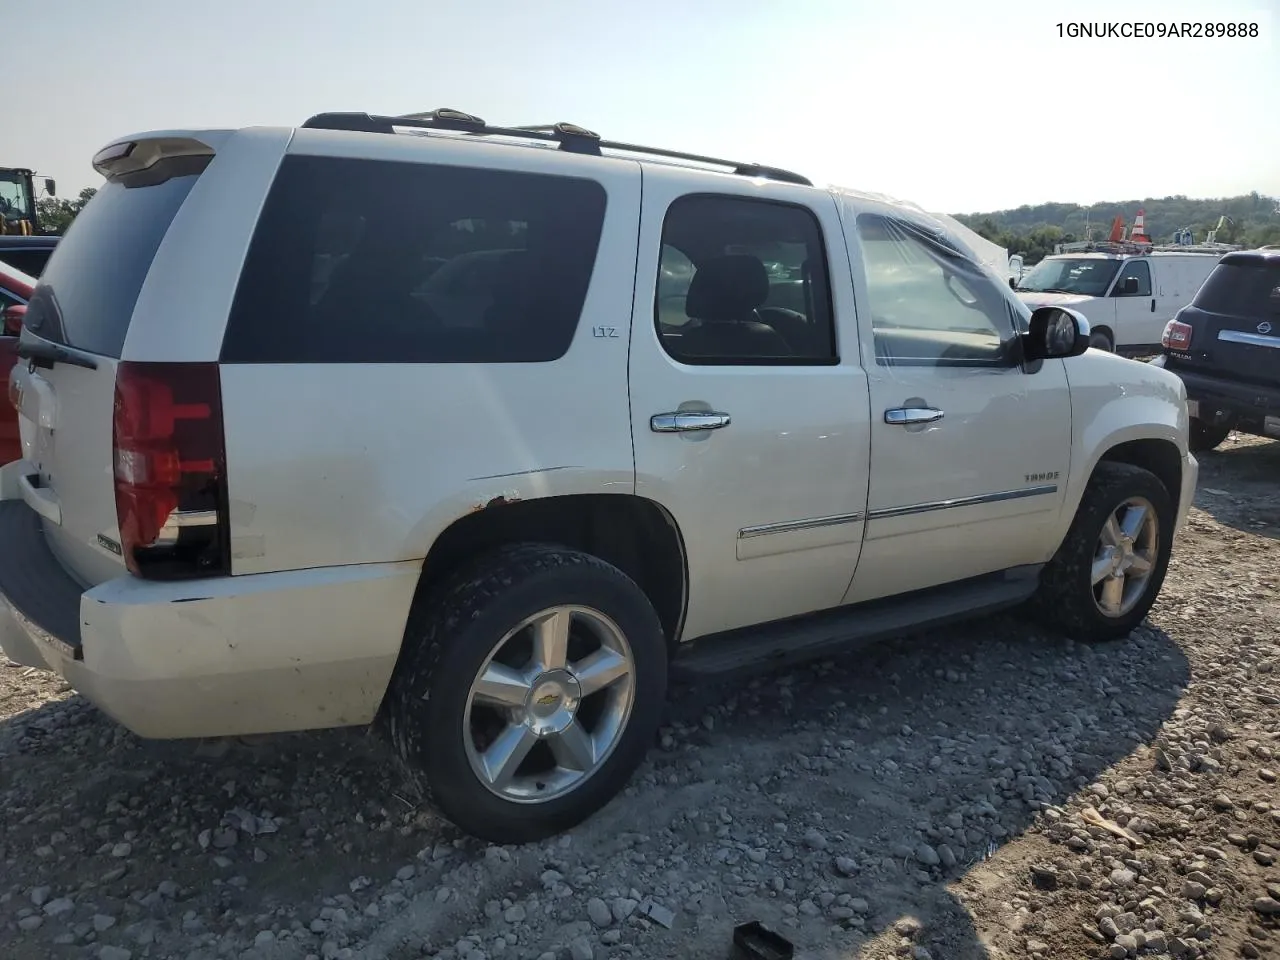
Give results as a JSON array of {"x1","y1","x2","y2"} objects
[
  {"x1": 217, "y1": 133, "x2": 644, "y2": 574},
  {"x1": 1051, "y1": 350, "x2": 1189, "y2": 548}
]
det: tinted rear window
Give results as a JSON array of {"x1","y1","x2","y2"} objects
[
  {"x1": 221, "y1": 155, "x2": 608, "y2": 364},
  {"x1": 23, "y1": 173, "x2": 201, "y2": 357},
  {"x1": 1192, "y1": 261, "x2": 1280, "y2": 317}
]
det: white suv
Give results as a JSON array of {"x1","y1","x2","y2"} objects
[{"x1": 0, "y1": 110, "x2": 1198, "y2": 844}]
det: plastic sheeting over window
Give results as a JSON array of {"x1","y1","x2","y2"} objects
[
  {"x1": 855, "y1": 213, "x2": 1017, "y2": 367},
  {"x1": 827, "y1": 185, "x2": 1017, "y2": 285}
]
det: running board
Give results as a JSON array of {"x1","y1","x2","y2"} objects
[{"x1": 670, "y1": 566, "x2": 1042, "y2": 680}]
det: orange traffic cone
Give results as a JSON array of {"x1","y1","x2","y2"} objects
[{"x1": 1130, "y1": 209, "x2": 1151, "y2": 244}]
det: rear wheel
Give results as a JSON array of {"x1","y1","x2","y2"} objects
[
  {"x1": 1189, "y1": 416, "x2": 1232, "y2": 452},
  {"x1": 385, "y1": 544, "x2": 668, "y2": 844},
  {"x1": 1088, "y1": 329, "x2": 1114, "y2": 352},
  {"x1": 1031, "y1": 462, "x2": 1173, "y2": 643}
]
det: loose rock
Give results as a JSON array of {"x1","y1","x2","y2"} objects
[{"x1": 587, "y1": 897, "x2": 612, "y2": 928}]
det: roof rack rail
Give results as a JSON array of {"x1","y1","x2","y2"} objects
[
  {"x1": 1150, "y1": 242, "x2": 1242, "y2": 255},
  {"x1": 299, "y1": 110, "x2": 813, "y2": 186},
  {"x1": 1053, "y1": 239, "x2": 1154, "y2": 256}
]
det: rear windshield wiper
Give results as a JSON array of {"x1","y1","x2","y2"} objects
[{"x1": 17, "y1": 339, "x2": 99, "y2": 371}]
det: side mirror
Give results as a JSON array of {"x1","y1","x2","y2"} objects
[
  {"x1": 1008, "y1": 277, "x2": 1017, "y2": 289},
  {"x1": 1118, "y1": 276, "x2": 1139, "y2": 296},
  {"x1": 44, "y1": 178, "x2": 56, "y2": 197},
  {"x1": 1023, "y1": 306, "x2": 1089, "y2": 361},
  {"x1": 2, "y1": 304, "x2": 24, "y2": 336}
]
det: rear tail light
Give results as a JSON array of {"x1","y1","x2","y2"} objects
[
  {"x1": 112, "y1": 362, "x2": 229, "y2": 579},
  {"x1": 1162, "y1": 319, "x2": 1193, "y2": 352}
]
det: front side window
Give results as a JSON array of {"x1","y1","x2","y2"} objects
[
  {"x1": 855, "y1": 213, "x2": 1017, "y2": 367},
  {"x1": 223, "y1": 155, "x2": 607, "y2": 364},
  {"x1": 655, "y1": 195, "x2": 837, "y2": 364},
  {"x1": 1112, "y1": 259, "x2": 1151, "y2": 297}
]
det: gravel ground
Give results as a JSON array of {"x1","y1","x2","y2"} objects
[{"x1": 2, "y1": 434, "x2": 1277, "y2": 960}]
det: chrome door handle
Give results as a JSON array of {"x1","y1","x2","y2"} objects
[
  {"x1": 885, "y1": 407, "x2": 944, "y2": 425},
  {"x1": 651, "y1": 412, "x2": 732, "y2": 433}
]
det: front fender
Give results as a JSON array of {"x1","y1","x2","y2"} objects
[{"x1": 1054, "y1": 352, "x2": 1189, "y2": 545}]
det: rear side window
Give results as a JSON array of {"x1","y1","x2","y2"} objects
[
  {"x1": 221, "y1": 155, "x2": 608, "y2": 363},
  {"x1": 654, "y1": 195, "x2": 837, "y2": 365},
  {"x1": 1192, "y1": 261, "x2": 1280, "y2": 317},
  {"x1": 23, "y1": 174, "x2": 201, "y2": 357}
]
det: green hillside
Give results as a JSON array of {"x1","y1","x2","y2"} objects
[{"x1": 953, "y1": 192, "x2": 1280, "y2": 265}]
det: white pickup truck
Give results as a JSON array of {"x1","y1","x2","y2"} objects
[
  {"x1": 1015, "y1": 247, "x2": 1221, "y2": 355},
  {"x1": 0, "y1": 111, "x2": 1198, "y2": 843}
]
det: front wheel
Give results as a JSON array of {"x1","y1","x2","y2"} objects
[
  {"x1": 1088, "y1": 330, "x2": 1114, "y2": 352},
  {"x1": 385, "y1": 544, "x2": 668, "y2": 844},
  {"x1": 1189, "y1": 416, "x2": 1232, "y2": 452},
  {"x1": 1031, "y1": 462, "x2": 1174, "y2": 643}
]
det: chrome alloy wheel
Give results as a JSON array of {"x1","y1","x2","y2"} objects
[
  {"x1": 463, "y1": 605, "x2": 636, "y2": 803},
  {"x1": 1091, "y1": 496, "x2": 1159, "y2": 618}
]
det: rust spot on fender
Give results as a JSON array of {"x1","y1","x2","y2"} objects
[{"x1": 472, "y1": 491, "x2": 523, "y2": 513}]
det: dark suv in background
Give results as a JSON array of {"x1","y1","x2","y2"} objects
[
  {"x1": 1155, "y1": 248, "x2": 1280, "y2": 451},
  {"x1": 0, "y1": 235, "x2": 59, "y2": 278}
]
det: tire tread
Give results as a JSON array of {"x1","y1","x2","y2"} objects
[
  {"x1": 1189, "y1": 417, "x2": 1231, "y2": 453},
  {"x1": 385, "y1": 542, "x2": 663, "y2": 842},
  {"x1": 1032, "y1": 462, "x2": 1173, "y2": 643}
]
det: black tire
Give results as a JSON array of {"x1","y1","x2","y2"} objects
[
  {"x1": 1189, "y1": 416, "x2": 1232, "y2": 453},
  {"x1": 1031, "y1": 462, "x2": 1174, "y2": 643},
  {"x1": 1088, "y1": 329, "x2": 1114, "y2": 352},
  {"x1": 385, "y1": 543, "x2": 668, "y2": 844}
]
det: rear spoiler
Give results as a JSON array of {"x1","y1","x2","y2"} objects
[{"x1": 92, "y1": 131, "x2": 232, "y2": 182}]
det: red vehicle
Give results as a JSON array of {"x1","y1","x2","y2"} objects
[{"x1": 0, "y1": 260, "x2": 34, "y2": 463}]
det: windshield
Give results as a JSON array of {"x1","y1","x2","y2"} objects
[
  {"x1": 1016, "y1": 257, "x2": 1121, "y2": 296},
  {"x1": 0, "y1": 171, "x2": 34, "y2": 225}
]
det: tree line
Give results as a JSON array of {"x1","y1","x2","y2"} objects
[
  {"x1": 35, "y1": 187, "x2": 97, "y2": 235},
  {"x1": 954, "y1": 191, "x2": 1280, "y2": 264}
]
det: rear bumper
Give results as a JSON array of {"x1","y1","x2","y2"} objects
[
  {"x1": 1154, "y1": 356, "x2": 1280, "y2": 431},
  {"x1": 0, "y1": 499, "x2": 421, "y2": 739}
]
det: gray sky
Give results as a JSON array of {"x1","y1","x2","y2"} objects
[{"x1": 10, "y1": 0, "x2": 1279, "y2": 213}]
